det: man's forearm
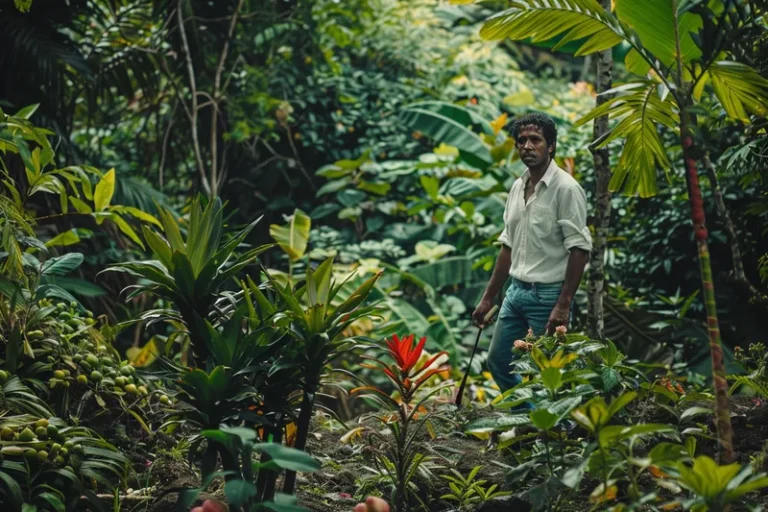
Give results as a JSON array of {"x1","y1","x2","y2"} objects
[
  {"x1": 481, "y1": 245, "x2": 511, "y2": 302},
  {"x1": 558, "y1": 248, "x2": 589, "y2": 307}
]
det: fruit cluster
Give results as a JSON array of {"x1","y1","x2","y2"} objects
[{"x1": 0, "y1": 418, "x2": 82, "y2": 471}]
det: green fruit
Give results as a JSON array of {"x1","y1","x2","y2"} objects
[
  {"x1": 102, "y1": 378, "x2": 115, "y2": 388},
  {"x1": 35, "y1": 426, "x2": 47, "y2": 439},
  {"x1": 89, "y1": 371, "x2": 103, "y2": 382},
  {"x1": 53, "y1": 370, "x2": 65, "y2": 379},
  {"x1": 86, "y1": 310, "x2": 93, "y2": 318},
  {"x1": 76, "y1": 375, "x2": 88, "y2": 385},
  {"x1": 97, "y1": 345, "x2": 108, "y2": 354},
  {"x1": 1, "y1": 427, "x2": 14, "y2": 440},
  {"x1": 58, "y1": 311, "x2": 72, "y2": 320},
  {"x1": 159, "y1": 395, "x2": 170, "y2": 405},
  {"x1": 1, "y1": 446, "x2": 24, "y2": 456},
  {"x1": 63, "y1": 441, "x2": 74, "y2": 450},
  {"x1": 64, "y1": 465, "x2": 74, "y2": 472},
  {"x1": 19, "y1": 427, "x2": 36, "y2": 442},
  {"x1": 47, "y1": 425, "x2": 59, "y2": 438},
  {"x1": 125, "y1": 384, "x2": 138, "y2": 394},
  {"x1": 0, "y1": 370, "x2": 9, "y2": 383},
  {"x1": 137, "y1": 386, "x2": 148, "y2": 396},
  {"x1": 74, "y1": 444, "x2": 84, "y2": 455},
  {"x1": 36, "y1": 450, "x2": 48, "y2": 462},
  {"x1": 56, "y1": 303, "x2": 66, "y2": 310},
  {"x1": 85, "y1": 318, "x2": 95, "y2": 326},
  {"x1": 35, "y1": 419, "x2": 49, "y2": 429},
  {"x1": 55, "y1": 455, "x2": 65, "y2": 465},
  {"x1": 120, "y1": 366, "x2": 133, "y2": 377},
  {"x1": 62, "y1": 381, "x2": 70, "y2": 388},
  {"x1": 24, "y1": 448, "x2": 37, "y2": 461},
  {"x1": 67, "y1": 319, "x2": 82, "y2": 329},
  {"x1": 72, "y1": 354, "x2": 83, "y2": 363},
  {"x1": 70, "y1": 301, "x2": 77, "y2": 309},
  {"x1": 59, "y1": 447, "x2": 68, "y2": 456},
  {"x1": 51, "y1": 443, "x2": 61, "y2": 453},
  {"x1": 86, "y1": 354, "x2": 99, "y2": 366},
  {"x1": 27, "y1": 330, "x2": 44, "y2": 339},
  {"x1": 114, "y1": 376, "x2": 126, "y2": 387}
]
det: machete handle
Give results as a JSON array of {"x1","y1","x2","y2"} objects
[{"x1": 483, "y1": 304, "x2": 500, "y2": 324}]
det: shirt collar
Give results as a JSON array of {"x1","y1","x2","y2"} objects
[{"x1": 522, "y1": 158, "x2": 559, "y2": 188}]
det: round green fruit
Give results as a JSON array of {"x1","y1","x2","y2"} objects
[
  {"x1": 47, "y1": 425, "x2": 59, "y2": 438},
  {"x1": 114, "y1": 376, "x2": 126, "y2": 387},
  {"x1": 86, "y1": 354, "x2": 99, "y2": 366},
  {"x1": 51, "y1": 443, "x2": 61, "y2": 453},
  {"x1": 59, "y1": 447, "x2": 68, "y2": 456},
  {"x1": 137, "y1": 386, "x2": 148, "y2": 396},
  {"x1": 0, "y1": 370, "x2": 9, "y2": 383},
  {"x1": 19, "y1": 427, "x2": 36, "y2": 442},
  {"x1": 0, "y1": 427, "x2": 14, "y2": 440},
  {"x1": 35, "y1": 419, "x2": 49, "y2": 429},
  {"x1": 124, "y1": 384, "x2": 137, "y2": 394},
  {"x1": 63, "y1": 441, "x2": 74, "y2": 450},
  {"x1": 24, "y1": 449, "x2": 37, "y2": 461},
  {"x1": 89, "y1": 371, "x2": 103, "y2": 382},
  {"x1": 159, "y1": 395, "x2": 171, "y2": 405},
  {"x1": 53, "y1": 370, "x2": 65, "y2": 379},
  {"x1": 36, "y1": 450, "x2": 48, "y2": 462},
  {"x1": 35, "y1": 426, "x2": 47, "y2": 439},
  {"x1": 76, "y1": 375, "x2": 88, "y2": 385},
  {"x1": 72, "y1": 354, "x2": 83, "y2": 363},
  {"x1": 55, "y1": 455, "x2": 65, "y2": 465}
]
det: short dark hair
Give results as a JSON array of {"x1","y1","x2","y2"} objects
[{"x1": 510, "y1": 113, "x2": 557, "y2": 158}]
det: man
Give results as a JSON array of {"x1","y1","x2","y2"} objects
[{"x1": 472, "y1": 113, "x2": 592, "y2": 394}]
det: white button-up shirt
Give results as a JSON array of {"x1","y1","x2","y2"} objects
[{"x1": 497, "y1": 159, "x2": 592, "y2": 284}]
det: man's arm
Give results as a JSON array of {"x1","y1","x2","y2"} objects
[
  {"x1": 472, "y1": 245, "x2": 511, "y2": 327},
  {"x1": 546, "y1": 247, "x2": 589, "y2": 333}
]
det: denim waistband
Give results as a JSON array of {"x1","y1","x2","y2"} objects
[{"x1": 510, "y1": 277, "x2": 564, "y2": 290}]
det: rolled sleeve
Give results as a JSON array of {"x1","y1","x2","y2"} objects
[
  {"x1": 557, "y1": 184, "x2": 592, "y2": 252},
  {"x1": 497, "y1": 227, "x2": 512, "y2": 248}
]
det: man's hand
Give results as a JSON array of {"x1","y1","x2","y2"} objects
[
  {"x1": 354, "y1": 496, "x2": 390, "y2": 512},
  {"x1": 191, "y1": 500, "x2": 227, "y2": 512},
  {"x1": 545, "y1": 302, "x2": 570, "y2": 335},
  {"x1": 472, "y1": 299, "x2": 494, "y2": 328}
]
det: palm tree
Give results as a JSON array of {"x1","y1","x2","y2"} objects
[{"x1": 477, "y1": 0, "x2": 768, "y2": 463}]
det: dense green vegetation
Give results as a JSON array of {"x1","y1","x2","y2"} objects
[{"x1": 0, "y1": 0, "x2": 767, "y2": 510}]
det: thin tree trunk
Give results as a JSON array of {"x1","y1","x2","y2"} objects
[
  {"x1": 672, "y1": 0, "x2": 732, "y2": 464},
  {"x1": 282, "y1": 387, "x2": 316, "y2": 494},
  {"x1": 702, "y1": 154, "x2": 767, "y2": 306},
  {"x1": 587, "y1": 0, "x2": 613, "y2": 341},
  {"x1": 681, "y1": 127, "x2": 734, "y2": 464}
]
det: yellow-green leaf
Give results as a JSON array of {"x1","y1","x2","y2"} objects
[
  {"x1": 45, "y1": 230, "x2": 80, "y2": 248},
  {"x1": 93, "y1": 168, "x2": 116, "y2": 211},
  {"x1": 269, "y1": 209, "x2": 311, "y2": 261},
  {"x1": 109, "y1": 213, "x2": 144, "y2": 249}
]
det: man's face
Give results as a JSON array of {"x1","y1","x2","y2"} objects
[{"x1": 515, "y1": 125, "x2": 553, "y2": 168}]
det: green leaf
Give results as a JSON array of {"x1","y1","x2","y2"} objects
[
  {"x1": 541, "y1": 367, "x2": 563, "y2": 394},
  {"x1": 253, "y1": 443, "x2": 321, "y2": 472},
  {"x1": 405, "y1": 100, "x2": 494, "y2": 136},
  {"x1": 708, "y1": 61, "x2": 768, "y2": 122},
  {"x1": 577, "y1": 81, "x2": 677, "y2": 198},
  {"x1": 420, "y1": 175, "x2": 440, "y2": 199},
  {"x1": 93, "y1": 169, "x2": 116, "y2": 211},
  {"x1": 44, "y1": 230, "x2": 80, "y2": 248},
  {"x1": 0, "y1": 471, "x2": 24, "y2": 508},
  {"x1": 615, "y1": 0, "x2": 702, "y2": 66},
  {"x1": 225, "y1": 480, "x2": 259, "y2": 506},
  {"x1": 400, "y1": 108, "x2": 492, "y2": 170},
  {"x1": 39, "y1": 276, "x2": 105, "y2": 297},
  {"x1": 40, "y1": 253, "x2": 84, "y2": 276},
  {"x1": 530, "y1": 409, "x2": 559, "y2": 431},
  {"x1": 270, "y1": 209, "x2": 311, "y2": 261},
  {"x1": 480, "y1": 0, "x2": 625, "y2": 57},
  {"x1": 599, "y1": 423, "x2": 677, "y2": 447},
  {"x1": 109, "y1": 213, "x2": 145, "y2": 249},
  {"x1": 263, "y1": 493, "x2": 312, "y2": 512},
  {"x1": 465, "y1": 413, "x2": 530, "y2": 434}
]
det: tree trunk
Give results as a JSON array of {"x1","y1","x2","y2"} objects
[
  {"x1": 680, "y1": 124, "x2": 734, "y2": 464},
  {"x1": 587, "y1": 0, "x2": 613, "y2": 341},
  {"x1": 282, "y1": 387, "x2": 316, "y2": 494},
  {"x1": 702, "y1": 154, "x2": 767, "y2": 307}
]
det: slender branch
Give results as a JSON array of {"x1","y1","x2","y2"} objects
[
  {"x1": 177, "y1": 0, "x2": 210, "y2": 194},
  {"x1": 158, "y1": 100, "x2": 179, "y2": 190},
  {"x1": 208, "y1": 0, "x2": 245, "y2": 197}
]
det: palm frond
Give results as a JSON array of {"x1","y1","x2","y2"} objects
[
  {"x1": 577, "y1": 81, "x2": 678, "y2": 198},
  {"x1": 707, "y1": 61, "x2": 768, "y2": 122},
  {"x1": 479, "y1": 0, "x2": 625, "y2": 56}
]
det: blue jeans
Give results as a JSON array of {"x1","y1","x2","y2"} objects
[{"x1": 487, "y1": 278, "x2": 566, "y2": 394}]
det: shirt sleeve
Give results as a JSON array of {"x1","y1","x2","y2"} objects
[
  {"x1": 556, "y1": 183, "x2": 592, "y2": 252},
  {"x1": 496, "y1": 185, "x2": 514, "y2": 248}
]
